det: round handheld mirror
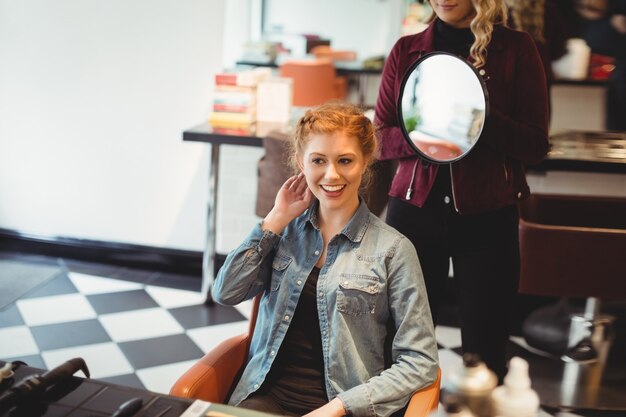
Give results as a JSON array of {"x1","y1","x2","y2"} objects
[{"x1": 398, "y1": 52, "x2": 489, "y2": 163}]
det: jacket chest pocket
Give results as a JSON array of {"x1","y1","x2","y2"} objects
[
  {"x1": 270, "y1": 254, "x2": 292, "y2": 292},
  {"x1": 336, "y1": 274, "x2": 381, "y2": 316}
]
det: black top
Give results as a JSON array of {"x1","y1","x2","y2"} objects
[
  {"x1": 433, "y1": 18, "x2": 474, "y2": 59},
  {"x1": 261, "y1": 267, "x2": 328, "y2": 415},
  {"x1": 429, "y1": 19, "x2": 475, "y2": 205}
]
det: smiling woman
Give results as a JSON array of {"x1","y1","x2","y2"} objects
[{"x1": 210, "y1": 102, "x2": 439, "y2": 417}]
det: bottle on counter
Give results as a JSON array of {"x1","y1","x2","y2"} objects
[
  {"x1": 491, "y1": 357, "x2": 540, "y2": 417},
  {"x1": 443, "y1": 353, "x2": 498, "y2": 417}
]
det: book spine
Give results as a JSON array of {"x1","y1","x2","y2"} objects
[
  {"x1": 215, "y1": 73, "x2": 237, "y2": 86},
  {"x1": 212, "y1": 126, "x2": 257, "y2": 136},
  {"x1": 212, "y1": 103, "x2": 255, "y2": 114}
]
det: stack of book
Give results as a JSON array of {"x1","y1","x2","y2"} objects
[{"x1": 210, "y1": 68, "x2": 271, "y2": 135}]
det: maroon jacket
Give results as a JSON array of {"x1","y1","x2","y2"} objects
[{"x1": 375, "y1": 21, "x2": 549, "y2": 215}]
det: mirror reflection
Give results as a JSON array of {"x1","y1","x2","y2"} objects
[{"x1": 398, "y1": 52, "x2": 488, "y2": 163}]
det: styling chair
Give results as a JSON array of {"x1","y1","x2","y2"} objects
[
  {"x1": 170, "y1": 293, "x2": 441, "y2": 417},
  {"x1": 279, "y1": 59, "x2": 348, "y2": 107},
  {"x1": 516, "y1": 193, "x2": 626, "y2": 410},
  {"x1": 518, "y1": 193, "x2": 626, "y2": 362},
  {"x1": 310, "y1": 45, "x2": 357, "y2": 62}
]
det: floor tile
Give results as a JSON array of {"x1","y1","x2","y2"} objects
[
  {"x1": 0, "y1": 252, "x2": 59, "y2": 267},
  {"x1": 98, "y1": 308, "x2": 184, "y2": 342},
  {"x1": 16, "y1": 293, "x2": 96, "y2": 326},
  {"x1": 0, "y1": 304, "x2": 25, "y2": 328},
  {"x1": 62, "y1": 260, "x2": 122, "y2": 278},
  {"x1": 135, "y1": 360, "x2": 198, "y2": 394},
  {"x1": 145, "y1": 286, "x2": 205, "y2": 309},
  {"x1": 118, "y1": 334, "x2": 204, "y2": 369},
  {"x1": 68, "y1": 272, "x2": 143, "y2": 295},
  {"x1": 5, "y1": 354, "x2": 46, "y2": 369},
  {"x1": 437, "y1": 348, "x2": 463, "y2": 388},
  {"x1": 30, "y1": 319, "x2": 111, "y2": 351},
  {"x1": 234, "y1": 299, "x2": 254, "y2": 320},
  {"x1": 41, "y1": 342, "x2": 134, "y2": 379},
  {"x1": 147, "y1": 272, "x2": 201, "y2": 292},
  {"x1": 435, "y1": 325, "x2": 463, "y2": 349},
  {"x1": 0, "y1": 326, "x2": 39, "y2": 358},
  {"x1": 99, "y1": 373, "x2": 146, "y2": 391},
  {"x1": 168, "y1": 304, "x2": 246, "y2": 330},
  {"x1": 21, "y1": 272, "x2": 77, "y2": 299},
  {"x1": 187, "y1": 321, "x2": 249, "y2": 353},
  {"x1": 109, "y1": 267, "x2": 158, "y2": 284},
  {"x1": 87, "y1": 290, "x2": 158, "y2": 315}
]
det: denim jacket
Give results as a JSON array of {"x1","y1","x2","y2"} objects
[{"x1": 212, "y1": 200, "x2": 439, "y2": 417}]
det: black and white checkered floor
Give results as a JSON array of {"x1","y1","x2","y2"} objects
[{"x1": 0, "y1": 253, "x2": 619, "y2": 417}]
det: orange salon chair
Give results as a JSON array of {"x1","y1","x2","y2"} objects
[
  {"x1": 310, "y1": 45, "x2": 357, "y2": 62},
  {"x1": 170, "y1": 294, "x2": 441, "y2": 416},
  {"x1": 279, "y1": 59, "x2": 348, "y2": 107}
]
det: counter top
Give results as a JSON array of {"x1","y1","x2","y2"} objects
[{"x1": 530, "y1": 130, "x2": 626, "y2": 174}]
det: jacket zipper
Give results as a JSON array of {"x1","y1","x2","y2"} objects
[
  {"x1": 449, "y1": 164, "x2": 460, "y2": 213},
  {"x1": 405, "y1": 160, "x2": 419, "y2": 200},
  {"x1": 503, "y1": 160, "x2": 509, "y2": 181}
]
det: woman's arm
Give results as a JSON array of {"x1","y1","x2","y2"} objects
[
  {"x1": 480, "y1": 32, "x2": 550, "y2": 165},
  {"x1": 374, "y1": 38, "x2": 421, "y2": 161},
  {"x1": 336, "y1": 237, "x2": 439, "y2": 417},
  {"x1": 303, "y1": 398, "x2": 346, "y2": 417},
  {"x1": 212, "y1": 174, "x2": 312, "y2": 305}
]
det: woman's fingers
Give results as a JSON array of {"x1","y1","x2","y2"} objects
[
  {"x1": 293, "y1": 173, "x2": 308, "y2": 194},
  {"x1": 283, "y1": 174, "x2": 299, "y2": 189}
]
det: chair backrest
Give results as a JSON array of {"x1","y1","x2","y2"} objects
[
  {"x1": 518, "y1": 194, "x2": 626, "y2": 298},
  {"x1": 310, "y1": 45, "x2": 357, "y2": 62},
  {"x1": 279, "y1": 59, "x2": 339, "y2": 107}
]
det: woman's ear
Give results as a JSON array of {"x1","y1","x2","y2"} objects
[{"x1": 296, "y1": 153, "x2": 304, "y2": 172}]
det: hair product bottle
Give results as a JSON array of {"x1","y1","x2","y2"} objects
[{"x1": 491, "y1": 357, "x2": 540, "y2": 417}]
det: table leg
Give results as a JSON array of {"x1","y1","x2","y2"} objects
[
  {"x1": 358, "y1": 73, "x2": 368, "y2": 106},
  {"x1": 202, "y1": 144, "x2": 220, "y2": 304}
]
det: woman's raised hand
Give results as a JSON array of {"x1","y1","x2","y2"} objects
[{"x1": 262, "y1": 173, "x2": 312, "y2": 234}]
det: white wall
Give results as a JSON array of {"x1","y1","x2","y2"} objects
[
  {"x1": 0, "y1": 0, "x2": 227, "y2": 251},
  {"x1": 263, "y1": 0, "x2": 404, "y2": 59}
]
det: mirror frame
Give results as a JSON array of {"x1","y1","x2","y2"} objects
[{"x1": 397, "y1": 51, "x2": 490, "y2": 164}]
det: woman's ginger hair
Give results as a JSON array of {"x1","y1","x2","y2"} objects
[
  {"x1": 506, "y1": 0, "x2": 545, "y2": 43},
  {"x1": 291, "y1": 101, "x2": 378, "y2": 187},
  {"x1": 427, "y1": 0, "x2": 508, "y2": 68}
]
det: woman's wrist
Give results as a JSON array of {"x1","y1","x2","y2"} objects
[
  {"x1": 328, "y1": 398, "x2": 347, "y2": 416},
  {"x1": 261, "y1": 211, "x2": 289, "y2": 235}
]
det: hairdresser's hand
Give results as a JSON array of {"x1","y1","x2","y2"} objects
[
  {"x1": 576, "y1": 0, "x2": 608, "y2": 19},
  {"x1": 262, "y1": 173, "x2": 312, "y2": 235},
  {"x1": 611, "y1": 15, "x2": 626, "y2": 33},
  {"x1": 303, "y1": 398, "x2": 346, "y2": 417}
]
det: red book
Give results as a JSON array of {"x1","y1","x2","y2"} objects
[
  {"x1": 212, "y1": 103, "x2": 253, "y2": 113},
  {"x1": 211, "y1": 126, "x2": 257, "y2": 136},
  {"x1": 214, "y1": 68, "x2": 271, "y2": 87}
]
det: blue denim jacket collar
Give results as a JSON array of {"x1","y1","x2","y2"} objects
[{"x1": 305, "y1": 198, "x2": 369, "y2": 243}]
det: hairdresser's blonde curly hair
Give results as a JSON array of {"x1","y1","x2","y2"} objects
[{"x1": 428, "y1": 0, "x2": 508, "y2": 68}]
